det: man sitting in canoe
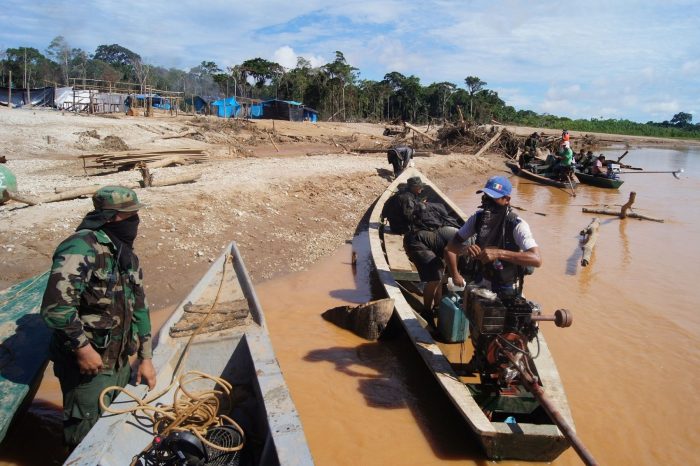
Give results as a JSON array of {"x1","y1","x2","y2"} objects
[
  {"x1": 445, "y1": 176, "x2": 541, "y2": 297},
  {"x1": 591, "y1": 154, "x2": 608, "y2": 176},
  {"x1": 381, "y1": 175, "x2": 425, "y2": 234},
  {"x1": 41, "y1": 186, "x2": 156, "y2": 449}
]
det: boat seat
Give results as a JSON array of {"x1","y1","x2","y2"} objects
[{"x1": 383, "y1": 231, "x2": 420, "y2": 281}]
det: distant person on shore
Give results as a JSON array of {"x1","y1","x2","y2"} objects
[
  {"x1": 445, "y1": 176, "x2": 541, "y2": 297},
  {"x1": 41, "y1": 186, "x2": 156, "y2": 449},
  {"x1": 387, "y1": 145, "x2": 414, "y2": 179}
]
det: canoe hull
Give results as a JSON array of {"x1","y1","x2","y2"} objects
[
  {"x1": 367, "y1": 168, "x2": 573, "y2": 461},
  {"x1": 0, "y1": 272, "x2": 51, "y2": 444},
  {"x1": 506, "y1": 161, "x2": 579, "y2": 188},
  {"x1": 66, "y1": 242, "x2": 314, "y2": 466},
  {"x1": 575, "y1": 170, "x2": 624, "y2": 189}
]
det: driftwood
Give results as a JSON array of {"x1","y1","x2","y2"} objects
[
  {"x1": 170, "y1": 299, "x2": 250, "y2": 337},
  {"x1": 137, "y1": 164, "x2": 153, "y2": 187},
  {"x1": 330, "y1": 137, "x2": 350, "y2": 153},
  {"x1": 404, "y1": 122, "x2": 437, "y2": 142},
  {"x1": 582, "y1": 192, "x2": 664, "y2": 222},
  {"x1": 579, "y1": 218, "x2": 600, "y2": 267},
  {"x1": 161, "y1": 130, "x2": 200, "y2": 140},
  {"x1": 9, "y1": 173, "x2": 202, "y2": 206},
  {"x1": 322, "y1": 298, "x2": 394, "y2": 340},
  {"x1": 143, "y1": 156, "x2": 187, "y2": 169},
  {"x1": 473, "y1": 127, "x2": 503, "y2": 157},
  {"x1": 268, "y1": 132, "x2": 280, "y2": 152}
]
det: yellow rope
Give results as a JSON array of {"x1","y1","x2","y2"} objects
[{"x1": 98, "y1": 254, "x2": 245, "y2": 453}]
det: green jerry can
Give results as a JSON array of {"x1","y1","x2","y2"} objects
[{"x1": 437, "y1": 291, "x2": 469, "y2": 343}]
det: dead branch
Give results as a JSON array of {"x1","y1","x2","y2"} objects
[{"x1": 582, "y1": 192, "x2": 664, "y2": 222}]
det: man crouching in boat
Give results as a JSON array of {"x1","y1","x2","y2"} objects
[
  {"x1": 40, "y1": 186, "x2": 156, "y2": 449},
  {"x1": 445, "y1": 176, "x2": 541, "y2": 297}
]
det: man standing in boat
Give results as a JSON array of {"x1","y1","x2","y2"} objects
[
  {"x1": 41, "y1": 186, "x2": 156, "y2": 449},
  {"x1": 445, "y1": 176, "x2": 541, "y2": 296}
]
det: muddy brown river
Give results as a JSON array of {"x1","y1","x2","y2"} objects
[{"x1": 2, "y1": 147, "x2": 698, "y2": 465}]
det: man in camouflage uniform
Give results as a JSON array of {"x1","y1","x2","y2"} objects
[{"x1": 41, "y1": 186, "x2": 156, "y2": 448}]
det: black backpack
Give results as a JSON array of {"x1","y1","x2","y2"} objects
[{"x1": 412, "y1": 202, "x2": 461, "y2": 232}]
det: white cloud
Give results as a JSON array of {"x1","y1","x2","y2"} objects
[{"x1": 273, "y1": 46, "x2": 325, "y2": 69}]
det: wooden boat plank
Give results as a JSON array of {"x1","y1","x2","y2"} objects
[{"x1": 383, "y1": 231, "x2": 418, "y2": 276}]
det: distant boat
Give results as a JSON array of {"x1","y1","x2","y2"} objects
[
  {"x1": 574, "y1": 170, "x2": 624, "y2": 189},
  {"x1": 66, "y1": 242, "x2": 314, "y2": 466},
  {"x1": 367, "y1": 167, "x2": 577, "y2": 462},
  {"x1": 505, "y1": 161, "x2": 579, "y2": 189},
  {"x1": 0, "y1": 271, "x2": 51, "y2": 444}
]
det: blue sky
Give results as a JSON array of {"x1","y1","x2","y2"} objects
[{"x1": 1, "y1": 0, "x2": 698, "y2": 123}]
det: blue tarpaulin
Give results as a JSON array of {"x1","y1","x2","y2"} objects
[{"x1": 211, "y1": 97, "x2": 241, "y2": 118}]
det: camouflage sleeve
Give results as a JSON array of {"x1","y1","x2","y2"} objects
[
  {"x1": 40, "y1": 234, "x2": 95, "y2": 351},
  {"x1": 132, "y1": 266, "x2": 153, "y2": 359}
]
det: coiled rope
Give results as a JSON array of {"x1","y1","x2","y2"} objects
[{"x1": 98, "y1": 253, "x2": 245, "y2": 453}]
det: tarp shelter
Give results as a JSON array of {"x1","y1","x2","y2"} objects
[
  {"x1": 259, "y1": 99, "x2": 304, "y2": 121},
  {"x1": 0, "y1": 87, "x2": 54, "y2": 108},
  {"x1": 129, "y1": 94, "x2": 172, "y2": 110},
  {"x1": 192, "y1": 96, "x2": 209, "y2": 113},
  {"x1": 210, "y1": 97, "x2": 241, "y2": 118},
  {"x1": 55, "y1": 88, "x2": 126, "y2": 112},
  {"x1": 303, "y1": 106, "x2": 319, "y2": 122}
]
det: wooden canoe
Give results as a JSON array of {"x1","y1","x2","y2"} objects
[
  {"x1": 0, "y1": 272, "x2": 51, "y2": 443},
  {"x1": 66, "y1": 242, "x2": 314, "y2": 466},
  {"x1": 505, "y1": 161, "x2": 579, "y2": 189},
  {"x1": 574, "y1": 170, "x2": 624, "y2": 189},
  {"x1": 367, "y1": 167, "x2": 574, "y2": 461}
]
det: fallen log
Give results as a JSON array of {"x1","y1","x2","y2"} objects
[
  {"x1": 321, "y1": 298, "x2": 394, "y2": 340},
  {"x1": 8, "y1": 192, "x2": 42, "y2": 206},
  {"x1": 143, "y1": 156, "x2": 187, "y2": 169},
  {"x1": 582, "y1": 191, "x2": 664, "y2": 222},
  {"x1": 473, "y1": 127, "x2": 503, "y2": 157},
  {"x1": 404, "y1": 122, "x2": 437, "y2": 142},
  {"x1": 9, "y1": 173, "x2": 202, "y2": 206},
  {"x1": 579, "y1": 218, "x2": 600, "y2": 267},
  {"x1": 161, "y1": 130, "x2": 199, "y2": 140}
]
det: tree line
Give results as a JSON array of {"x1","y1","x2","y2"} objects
[{"x1": 1, "y1": 36, "x2": 698, "y2": 139}]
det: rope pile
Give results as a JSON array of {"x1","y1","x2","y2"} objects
[{"x1": 99, "y1": 370, "x2": 245, "y2": 453}]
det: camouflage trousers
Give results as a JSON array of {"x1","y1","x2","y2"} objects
[{"x1": 53, "y1": 356, "x2": 131, "y2": 448}]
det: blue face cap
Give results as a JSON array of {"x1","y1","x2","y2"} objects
[{"x1": 477, "y1": 176, "x2": 512, "y2": 199}]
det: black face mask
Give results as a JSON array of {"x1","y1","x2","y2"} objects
[
  {"x1": 477, "y1": 196, "x2": 509, "y2": 248},
  {"x1": 102, "y1": 214, "x2": 140, "y2": 271},
  {"x1": 102, "y1": 214, "x2": 140, "y2": 248}
]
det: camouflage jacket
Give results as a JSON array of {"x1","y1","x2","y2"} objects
[{"x1": 41, "y1": 229, "x2": 153, "y2": 372}]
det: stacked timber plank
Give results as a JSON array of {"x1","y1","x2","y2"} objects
[{"x1": 79, "y1": 148, "x2": 208, "y2": 170}]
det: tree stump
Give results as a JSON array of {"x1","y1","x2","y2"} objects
[{"x1": 322, "y1": 298, "x2": 394, "y2": 340}]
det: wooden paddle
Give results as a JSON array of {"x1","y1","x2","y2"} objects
[{"x1": 566, "y1": 172, "x2": 577, "y2": 197}]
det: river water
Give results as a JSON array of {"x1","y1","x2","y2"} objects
[{"x1": 2, "y1": 147, "x2": 698, "y2": 465}]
